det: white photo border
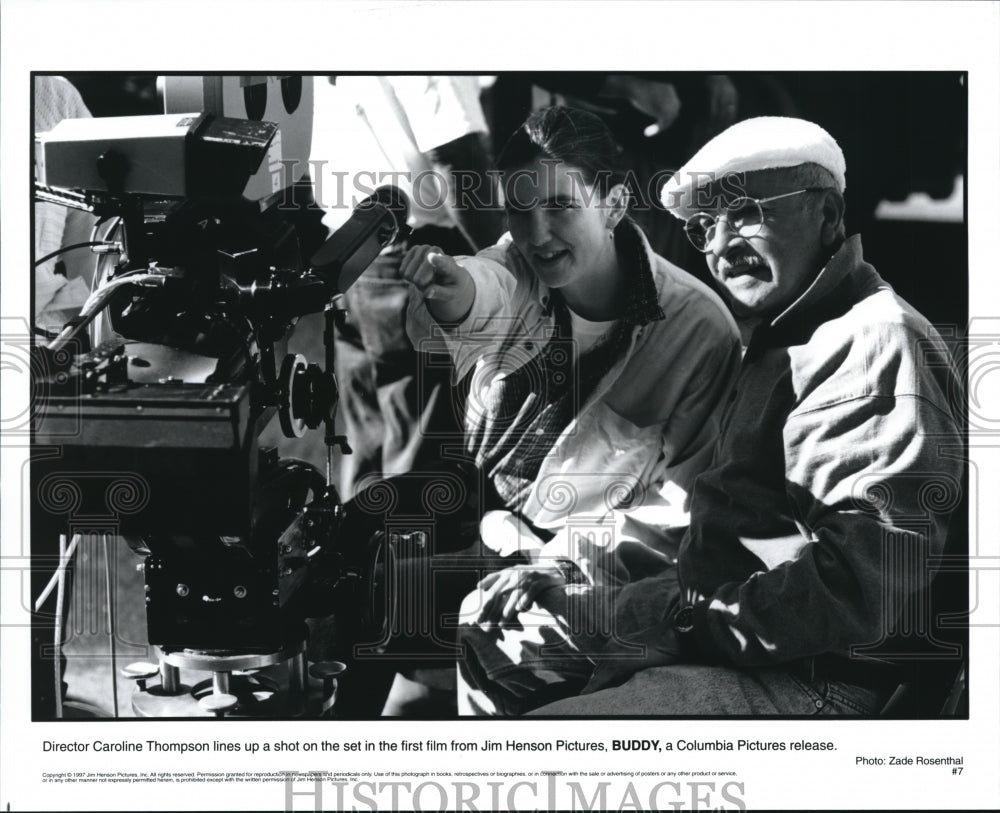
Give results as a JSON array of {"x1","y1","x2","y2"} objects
[{"x1": 2, "y1": 2, "x2": 998, "y2": 811}]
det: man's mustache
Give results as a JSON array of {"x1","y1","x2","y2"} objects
[{"x1": 718, "y1": 253, "x2": 768, "y2": 275}]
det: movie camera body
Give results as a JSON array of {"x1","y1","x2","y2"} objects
[{"x1": 32, "y1": 76, "x2": 403, "y2": 717}]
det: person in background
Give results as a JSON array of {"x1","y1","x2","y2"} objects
[
  {"x1": 519, "y1": 117, "x2": 965, "y2": 717},
  {"x1": 306, "y1": 75, "x2": 503, "y2": 499},
  {"x1": 34, "y1": 75, "x2": 99, "y2": 333},
  {"x1": 31, "y1": 75, "x2": 99, "y2": 719},
  {"x1": 296, "y1": 76, "x2": 503, "y2": 712},
  {"x1": 397, "y1": 106, "x2": 740, "y2": 715}
]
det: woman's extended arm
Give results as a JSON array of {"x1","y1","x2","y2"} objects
[{"x1": 400, "y1": 244, "x2": 476, "y2": 324}]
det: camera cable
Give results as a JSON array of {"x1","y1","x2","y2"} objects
[
  {"x1": 34, "y1": 241, "x2": 116, "y2": 268},
  {"x1": 46, "y1": 272, "x2": 166, "y2": 354}
]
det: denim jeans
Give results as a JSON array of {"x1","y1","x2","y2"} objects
[{"x1": 526, "y1": 663, "x2": 887, "y2": 716}]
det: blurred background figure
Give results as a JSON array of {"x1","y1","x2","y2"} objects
[
  {"x1": 32, "y1": 75, "x2": 100, "y2": 719},
  {"x1": 34, "y1": 76, "x2": 100, "y2": 335},
  {"x1": 780, "y1": 72, "x2": 966, "y2": 334},
  {"x1": 284, "y1": 76, "x2": 503, "y2": 499}
]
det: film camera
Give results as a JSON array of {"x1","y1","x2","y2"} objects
[{"x1": 32, "y1": 76, "x2": 406, "y2": 717}]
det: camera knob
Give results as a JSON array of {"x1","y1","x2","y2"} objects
[
  {"x1": 309, "y1": 661, "x2": 346, "y2": 716},
  {"x1": 277, "y1": 353, "x2": 308, "y2": 438},
  {"x1": 278, "y1": 354, "x2": 339, "y2": 438},
  {"x1": 199, "y1": 692, "x2": 239, "y2": 718},
  {"x1": 121, "y1": 661, "x2": 160, "y2": 693},
  {"x1": 292, "y1": 363, "x2": 338, "y2": 429}
]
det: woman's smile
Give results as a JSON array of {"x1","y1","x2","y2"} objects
[{"x1": 531, "y1": 246, "x2": 571, "y2": 269}]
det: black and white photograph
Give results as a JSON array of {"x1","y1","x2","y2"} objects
[{"x1": 2, "y1": 2, "x2": 999, "y2": 811}]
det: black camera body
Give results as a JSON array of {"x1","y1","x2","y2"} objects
[{"x1": 32, "y1": 78, "x2": 404, "y2": 711}]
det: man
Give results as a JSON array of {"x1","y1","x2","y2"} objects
[{"x1": 461, "y1": 116, "x2": 965, "y2": 716}]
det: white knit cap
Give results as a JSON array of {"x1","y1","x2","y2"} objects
[{"x1": 660, "y1": 116, "x2": 846, "y2": 219}]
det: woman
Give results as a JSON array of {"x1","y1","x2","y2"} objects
[{"x1": 340, "y1": 106, "x2": 740, "y2": 716}]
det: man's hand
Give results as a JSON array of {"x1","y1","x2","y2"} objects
[
  {"x1": 400, "y1": 244, "x2": 476, "y2": 324},
  {"x1": 581, "y1": 570, "x2": 687, "y2": 693},
  {"x1": 472, "y1": 563, "x2": 568, "y2": 628}
]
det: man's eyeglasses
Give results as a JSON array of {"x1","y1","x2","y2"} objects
[{"x1": 683, "y1": 189, "x2": 813, "y2": 252}]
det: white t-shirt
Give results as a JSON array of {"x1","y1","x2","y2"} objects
[
  {"x1": 310, "y1": 76, "x2": 488, "y2": 233},
  {"x1": 567, "y1": 307, "x2": 617, "y2": 356}
]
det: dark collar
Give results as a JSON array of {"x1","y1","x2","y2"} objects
[
  {"x1": 768, "y1": 235, "x2": 883, "y2": 332},
  {"x1": 613, "y1": 217, "x2": 666, "y2": 327}
]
